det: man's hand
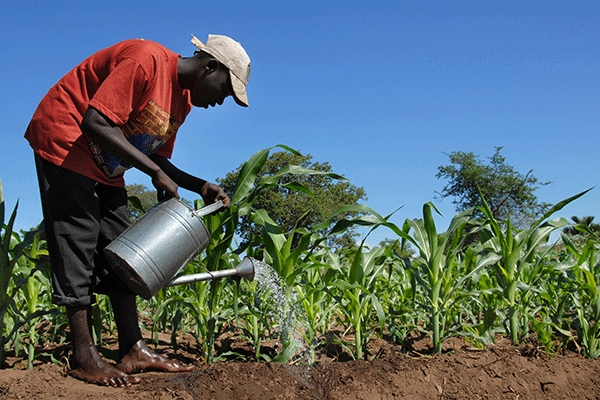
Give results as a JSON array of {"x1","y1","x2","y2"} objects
[
  {"x1": 148, "y1": 155, "x2": 229, "y2": 209},
  {"x1": 200, "y1": 182, "x2": 230, "y2": 209},
  {"x1": 152, "y1": 169, "x2": 180, "y2": 201}
]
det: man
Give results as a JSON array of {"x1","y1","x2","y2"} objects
[{"x1": 24, "y1": 34, "x2": 251, "y2": 387}]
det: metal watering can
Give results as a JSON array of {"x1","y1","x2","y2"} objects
[{"x1": 104, "y1": 198, "x2": 256, "y2": 299}]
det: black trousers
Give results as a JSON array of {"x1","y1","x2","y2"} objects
[{"x1": 35, "y1": 153, "x2": 133, "y2": 306}]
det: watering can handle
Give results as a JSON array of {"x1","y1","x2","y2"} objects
[{"x1": 195, "y1": 200, "x2": 224, "y2": 217}]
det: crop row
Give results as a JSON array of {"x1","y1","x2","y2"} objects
[{"x1": 1, "y1": 146, "x2": 598, "y2": 369}]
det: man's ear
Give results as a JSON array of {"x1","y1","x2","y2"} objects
[{"x1": 206, "y1": 59, "x2": 219, "y2": 72}]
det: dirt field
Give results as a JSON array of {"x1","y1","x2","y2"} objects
[{"x1": 2, "y1": 331, "x2": 600, "y2": 400}]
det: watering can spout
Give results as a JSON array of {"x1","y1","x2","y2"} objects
[
  {"x1": 166, "y1": 257, "x2": 258, "y2": 287},
  {"x1": 234, "y1": 257, "x2": 256, "y2": 282}
]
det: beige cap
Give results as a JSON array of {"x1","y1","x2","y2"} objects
[{"x1": 191, "y1": 34, "x2": 251, "y2": 107}]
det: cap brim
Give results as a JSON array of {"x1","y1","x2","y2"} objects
[{"x1": 231, "y1": 72, "x2": 248, "y2": 107}]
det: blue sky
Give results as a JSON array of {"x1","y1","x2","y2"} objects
[{"x1": 1, "y1": 0, "x2": 598, "y2": 245}]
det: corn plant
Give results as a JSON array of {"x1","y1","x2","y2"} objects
[
  {"x1": 534, "y1": 258, "x2": 573, "y2": 350},
  {"x1": 382, "y1": 247, "x2": 419, "y2": 346},
  {"x1": 512, "y1": 244, "x2": 562, "y2": 345},
  {"x1": 0, "y1": 178, "x2": 59, "y2": 366},
  {"x1": 0, "y1": 191, "x2": 23, "y2": 365},
  {"x1": 402, "y1": 203, "x2": 501, "y2": 353},
  {"x1": 530, "y1": 255, "x2": 573, "y2": 354},
  {"x1": 326, "y1": 245, "x2": 389, "y2": 360},
  {"x1": 195, "y1": 209, "x2": 236, "y2": 363},
  {"x1": 561, "y1": 234, "x2": 600, "y2": 357},
  {"x1": 459, "y1": 270, "x2": 504, "y2": 346},
  {"x1": 13, "y1": 230, "x2": 53, "y2": 369},
  {"x1": 143, "y1": 274, "x2": 209, "y2": 350},
  {"x1": 478, "y1": 189, "x2": 590, "y2": 344},
  {"x1": 253, "y1": 219, "x2": 328, "y2": 362},
  {"x1": 231, "y1": 287, "x2": 270, "y2": 360},
  {"x1": 252, "y1": 200, "x2": 383, "y2": 361},
  {"x1": 294, "y1": 250, "x2": 340, "y2": 354}
]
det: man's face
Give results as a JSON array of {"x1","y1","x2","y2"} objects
[{"x1": 190, "y1": 60, "x2": 234, "y2": 109}]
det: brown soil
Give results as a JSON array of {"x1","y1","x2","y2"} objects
[{"x1": 2, "y1": 330, "x2": 599, "y2": 400}]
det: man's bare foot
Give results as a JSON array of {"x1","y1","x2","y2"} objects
[
  {"x1": 65, "y1": 305, "x2": 141, "y2": 387},
  {"x1": 68, "y1": 349, "x2": 141, "y2": 388},
  {"x1": 116, "y1": 340, "x2": 194, "y2": 374}
]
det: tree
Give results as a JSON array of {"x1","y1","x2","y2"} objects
[
  {"x1": 436, "y1": 147, "x2": 551, "y2": 228},
  {"x1": 217, "y1": 152, "x2": 368, "y2": 248},
  {"x1": 126, "y1": 184, "x2": 158, "y2": 221}
]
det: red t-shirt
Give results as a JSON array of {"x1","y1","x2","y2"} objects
[{"x1": 25, "y1": 39, "x2": 193, "y2": 186}]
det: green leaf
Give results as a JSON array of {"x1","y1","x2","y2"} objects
[
  {"x1": 258, "y1": 164, "x2": 347, "y2": 186},
  {"x1": 127, "y1": 195, "x2": 146, "y2": 214},
  {"x1": 231, "y1": 148, "x2": 271, "y2": 205},
  {"x1": 406, "y1": 218, "x2": 429, "y2": 259},
  {"x1": 271, "y1": 340, "x2": 301, "y2": 363},
  {"x1": 369, "y1": 293, "x2": 386, "y2": 331},
  {"x1": 529, "y1": 188, "x2": 593, "y2": 232},
  {"x1": 349, "y1": 248, "x2": 365, "y2": 284},
  {"x1": 423, "y1": 202, "x2": 439, "y2": 257}
]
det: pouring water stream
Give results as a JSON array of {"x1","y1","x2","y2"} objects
[{"x1": 251, "y1": 260, "x2": 314, "y2": 365}]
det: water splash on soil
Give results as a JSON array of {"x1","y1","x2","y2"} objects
[{"x1": 253, "y1": 261, "x2": 336, "y2": 398}]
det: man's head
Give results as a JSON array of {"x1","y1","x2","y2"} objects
[{"x1": 191, "y1": 34, "x2": 251, "y2": 107}]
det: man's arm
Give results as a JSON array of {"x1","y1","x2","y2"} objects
[
  {"x1": 80, "y1": 106, "x2": 179, "y2": 200},
  {"x1": 149, "y1": 155, "x2": 230, "y2": 208}
]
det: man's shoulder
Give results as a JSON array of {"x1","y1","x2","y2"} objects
[
  {"x1": 110, "y1": 39, "x2": 175, "y2": 60},
  {"x1": 95, "y1": 39, "x2": 178, "y2": 79}
]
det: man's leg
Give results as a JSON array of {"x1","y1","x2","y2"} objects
[
  {"x1": 34, "y1": 154, "x2": 140, "y2": 387},
  {"x1": 109, "y1": 292, "x2": 142, "y2": 358}
]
